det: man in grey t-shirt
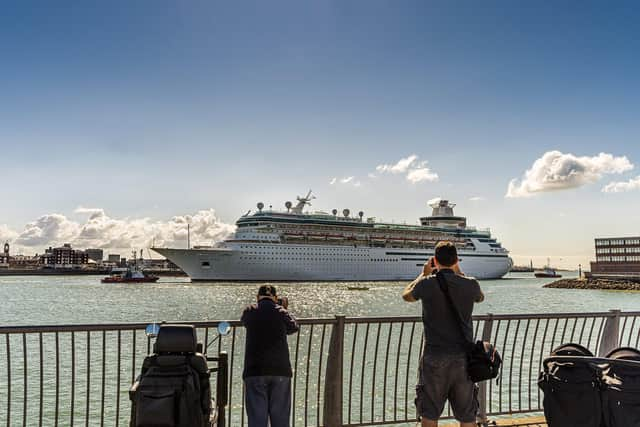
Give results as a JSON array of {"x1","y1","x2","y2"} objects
[{"x1": 402, "y1": 241, "x2": 484, "y2": 427}]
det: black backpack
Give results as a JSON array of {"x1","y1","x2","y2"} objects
[
  {"x1": 538, "y1": 343, "x2": 603, "y2": 427},
  {"x1": 129, "y1": 325, "x2": 213, "y2": 427},
  {"x1": 601, "y1": 347, "x2": 640, "y2": 427}
]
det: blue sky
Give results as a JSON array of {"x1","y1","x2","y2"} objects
[{"x1": 1, "y1": 1, "x2": 639, "y2": 267}]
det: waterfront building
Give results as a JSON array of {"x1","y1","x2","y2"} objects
[
  {"x1": 107, "y1": 254, "x2": 121, "y2": 264},
  {"x1": 0, "y1": 242, "x2": 9, "y2": 268},
  {"x1": 40, "y1": 244, "x2": 89, "y2": 268},
  {"x1": 86, "y1": 248, "x2": 104, "y2": 264},
  {"x1": 590, "y1": 237, "x2": 640, "y2": 277}
]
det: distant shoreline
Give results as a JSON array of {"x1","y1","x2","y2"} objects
[
  {"x1": 0, "y1": 269, "x2": 186, "y2": 277},
  {"x1": 544, "y1": 277, "x2": 640, "y2": 291}
]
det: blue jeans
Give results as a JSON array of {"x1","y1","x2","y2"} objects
[{"x1": 244, "y1": 376, "x2": 291, "y2": 427}]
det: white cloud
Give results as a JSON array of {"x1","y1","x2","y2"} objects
[
  {"x1": 0, "y1": 225, "x2": 18, "y2": 243},
  {"x1": 329, "y1": 176, "x2": 361, "y2": 187},
  {"x1": 16, "y1": 214, "x2": 81, "y2": 247},
  {"x1": 406, "y1": 167, "x2": 438, "y2": 183},
  {"x1": 506, "y1": 151, "x2": 633, "y2": 198},
  {"x1": 4, "y1": 209, "x2": 235, "y2": 253},
  {"x1": 375, "y1": 154, "x2": 439, "y2": 184},
  {"x1": 376, "y1": 155, "x2": 418, "y2": 174},
  {"x1": 469, "y1": 196, "x2": 485, "y2": 202},
  {"x1": 602, "y1": 176, "x2": 640, "y2": 193}
]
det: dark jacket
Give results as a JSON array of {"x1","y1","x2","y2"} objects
[{"x1": 241, "y1": 299, "x2": 299, "y2": 378}]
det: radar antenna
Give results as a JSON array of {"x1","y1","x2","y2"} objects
[{"x1": 291, "y1": 190, "x2": 315, "y2": 214}]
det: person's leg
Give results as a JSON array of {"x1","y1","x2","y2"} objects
[
  {"x1": 420, "y1": 418, "x2": 438, "y2": 427},
  {"x1": 266, "y1": 376, "x2": 292, "y2": 427},
  {"x1": 447, "y1": 356, "x2": 479, "y2": 427},
  {"x1": 417, "y1": 353, "x2": 449, "y2": 425},
  {"x1": 244, "y1": 377, "x2": 269, "y2": 427}
]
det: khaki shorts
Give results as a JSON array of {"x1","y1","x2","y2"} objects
[{"x1": 415, "y1": 353, "x2": 479, "y2": 423}]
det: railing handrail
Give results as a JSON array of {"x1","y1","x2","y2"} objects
[
  {"x1": 1, "y1": 309, "x2": 640, "y2": 426},
  {"x1": 3, "y1": 310, "x2": 640, "y2": 333}
]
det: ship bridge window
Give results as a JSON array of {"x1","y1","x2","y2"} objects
[{"x1": 201, "y1": 261, "x2": 211, "y2": 268}]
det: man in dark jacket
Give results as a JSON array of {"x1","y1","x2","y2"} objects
[
  {"x1": 241, "y1": 285, "x2": 299, "y2": 427},
  {"x1": 402, "y1": 241, "x2": 484, "y2": 427}
]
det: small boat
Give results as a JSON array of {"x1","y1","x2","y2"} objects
[
  {"x1": 102, "y1": 250, "x2": 159, "y2": 283},
  {"x1": 534, "y1": 258, "x2": 562, "y2": 278},
  {"x1": 102, "y1": 268, "x2": 159, "y2": 283},
  {"x1": 534, "y1": 267, "x2": 562, "y2": 278},
  {"x1": 347, "y1": 286, "x2": 369, "y2": 291}
]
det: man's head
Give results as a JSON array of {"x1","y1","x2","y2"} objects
[
  {"x1": 434, "y1": 241, "x2": 458, "y2": 269},
  {"x1": 257, "y1": 285, "x2": 277, "y2": 302}
]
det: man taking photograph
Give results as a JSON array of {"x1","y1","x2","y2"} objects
[
  {"x1": 241, "y1": 285, "x2": 299, "y2": 427},
  {"x1": 402, "y1": 241, "x2": 485, "y2": 427}
]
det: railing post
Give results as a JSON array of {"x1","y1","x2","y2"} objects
[
  {"x1": 216, "y1": 351, "x2": 228, "y2": 427},
  {"x1": 477, "y1": 314, "x2": 493, "y2": 427},
  {"x1": 598, "y1": 309, "x2": 621, "y2": 357},
  {"x1": 323, "y1": 315, "x2": 345, "y2": 427}
]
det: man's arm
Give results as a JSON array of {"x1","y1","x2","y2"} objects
[
  {"x1": 279, "y1": 307, "x2": 299, "y2": 335},
  {"x1": 402, "y1": 273, "x2": 424, "y2": 302},
  {"x1": 403, "y1": 257, "x2": 436, "y2": 302},
  {"x1": 473, "y1": 281, "x2": 485, "y2": 303},
  {"x1": 240, "y1": 305, "x2": 254, "y2": 326}
]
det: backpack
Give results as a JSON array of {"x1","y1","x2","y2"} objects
[
  {"x1": 538, "y1": 343, "x2": 603, "y2": 427},
  {"x1": 539, "y1": 344, "x2": 640, "y2": 427},
  {"x1": 129, "y1": 325, "x2": 213, "y2": 427},
  {"x1": 601, "y1": 347, "x2": 640, "y2": 427}
]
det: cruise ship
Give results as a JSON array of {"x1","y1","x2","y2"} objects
[{"x1": 152, "y1": 192, "x2": 513, "y2": 281}]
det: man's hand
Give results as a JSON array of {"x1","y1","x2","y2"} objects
[
  {"x1": 422, "y1": 257, "x2": 436, "y2": 276},
  {"x1": 452, "y1": 262, "x2": 465, "y2": 276}
]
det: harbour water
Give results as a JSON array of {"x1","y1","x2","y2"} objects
[
  {"x1": 2, "y1": 272, "x2": 640, "y2": 326},
  {"x1": 2, "y1": 272, "x2": 640, "y2": 426}
]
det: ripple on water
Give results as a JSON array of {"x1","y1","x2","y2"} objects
[{"x1": 0, "y1": 272, "x2": 638, "y2": 325}]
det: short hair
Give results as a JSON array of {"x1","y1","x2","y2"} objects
[
  {"x1": 435, "y1": 241, "x2": 458, "y2": 267},
  {"x1": 258, "y1": 285, "x2": 277, "y2": 297}
]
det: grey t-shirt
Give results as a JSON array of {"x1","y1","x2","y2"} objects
[{"x1": 411, "y1": 269, "x2": 483, "y2": 355}]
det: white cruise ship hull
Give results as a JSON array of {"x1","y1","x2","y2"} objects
[{"x1": 153, "y1": 244, "x2": 513, "y2": 281}]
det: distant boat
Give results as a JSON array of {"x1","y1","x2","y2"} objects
[
  {"x1": 102, "y1": 250, "x2": 159, "y2": 283},
  {"x1": 101, "y1": 267, "x2": 159, "y2": 283},
  {"x1": 534, "y1": 268, "x2": 562, "y2": 278},
  {"x1": 535, "y1": 258, "x2": 562, "y2": 278},
  {"x1": 347, "y1": 286, "x2": 370, "y2": 291}
]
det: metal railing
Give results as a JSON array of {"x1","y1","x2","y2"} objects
[{"x1": 1, "y1": 310, "x2": 639, "y2": 426}]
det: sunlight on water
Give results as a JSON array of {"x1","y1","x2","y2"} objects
[{"x1": 1, "y1": 272, "x2": 639, "y2": 325}]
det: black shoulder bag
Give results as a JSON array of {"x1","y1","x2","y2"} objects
[{"x1": 435, "y1": 271, "x2": 502, "y2": 383}]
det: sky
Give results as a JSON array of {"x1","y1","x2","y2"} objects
[{"x1": 1, "y1": 1, "x2": 639, "y2": 268}]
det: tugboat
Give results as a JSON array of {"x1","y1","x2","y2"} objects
[
  {"x1": 101, "y1": 250, "x2": 159, "y2": 283},
  {"x1": 534, "y1": 258, "x2": 562, "y2": 278}
]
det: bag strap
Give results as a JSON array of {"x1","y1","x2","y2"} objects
[{"x1": 435, "y1": 271, "x2": 474, "y2": 352}]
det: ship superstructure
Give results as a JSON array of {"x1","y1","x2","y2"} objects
[{"x1": 153, "y1": 192, "x2": 513, "y2": 281}]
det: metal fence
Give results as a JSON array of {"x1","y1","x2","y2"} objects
[{"x1": 1, "y1": 310, "x2": 639, "y2": 427}]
